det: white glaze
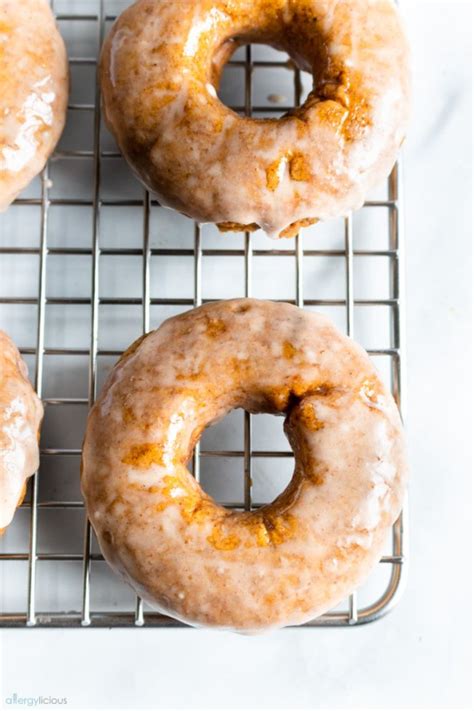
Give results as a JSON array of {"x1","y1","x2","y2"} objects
[
  {"x1": 0, "y1": 331, "x2": 43, "y2": 531},
  {"x1": 99, "y1": 0, "x2": 411, "y2": 238},
  {"x1": 0, "y1": 0, "x2": 69, "y2": 211},
  {"x1": 81, "y1": 299, "x2": 408, "y2": 632}
]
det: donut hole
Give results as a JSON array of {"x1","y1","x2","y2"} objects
[
  {"x1": 216, "y1": 43, "x2": 313, "y2": 118},
  {"x1": 197, "y1": 409, "x2": 294, "y2": 510}
]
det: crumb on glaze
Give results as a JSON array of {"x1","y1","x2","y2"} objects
[
  {"x1": 261, "y1": 512, "x2": 298, "y2": 546},
  {"x1": 207, "y1": 525, "x2": 241, "y2": 551},
  {"x1": 298, "y1": 401, "x2": 325, "y2": 432},
  {"x1": 205, "y1": 317, "x2": 227, "y2": 337},
  {"x1": 282, "y1": 341, "x2": 297, "y2": 359},
  {"x1": 122, "y1": 443, "x2": 164, "y2": 468},
  {"x1": 308, "y1": 470, "x2": 325, "y2": 486},
  {"x1": 266, "y1": 156, "x2": 285, "y2": 191},
  {"x1": 289, "y1": 152, "x2": 312, "y2": 182}
]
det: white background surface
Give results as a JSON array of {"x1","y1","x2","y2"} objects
[{"x1": 0, "y1": 1, "x2": 472, "y2": 709}]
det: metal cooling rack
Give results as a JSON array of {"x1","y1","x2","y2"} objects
[{"x1": 0, "y1": 0, "x2": 407, "y2": 628}]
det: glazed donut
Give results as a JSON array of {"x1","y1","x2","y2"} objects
[
  {"x1": 100, "y1": 0, "x2": 410, "y2": 238},
  {"x1": 0, "y1": 332, "x2": 43, "y2": 533},
  {"x1": 0, "y1": 0, "x2": 68, "y2": 211},
  {"x1": 81, "y1": 299, "x2": 407, "y2": 631}
]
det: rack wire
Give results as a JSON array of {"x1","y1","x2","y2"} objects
[{"x1": 0, "y1": 0, "x2": 407, "y2": 628}]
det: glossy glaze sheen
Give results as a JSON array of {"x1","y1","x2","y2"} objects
[
  {"x1": 0, "y1": 0, "x2": 68, "y2": 211},
  {"x1": 100, "y1": 0, "x2": 410, "y2": 238},
  {"x1": 81, "y1": 300, "x2": 407, "y2": 632},
  {"x1": 0, "y1": 332, "x2": 43, "y2": 532}
]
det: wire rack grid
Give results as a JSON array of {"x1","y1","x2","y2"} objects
[{"x1": 0, "y1": 0, "x2": 407, "y2": 628}]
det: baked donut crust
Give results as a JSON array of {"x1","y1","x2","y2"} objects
[
  {"x1": 0, "y1": 332, "x2": 43, "y2": 533},
  {"x1": 81, "y1": 299, "x2": 407, "y2": 632},
  {"x1": 0, "y1": 0, "x2": 68, "y2": 211},
  {"x1": 100, "y1": 0, "x2": 410, "y2": 238}
]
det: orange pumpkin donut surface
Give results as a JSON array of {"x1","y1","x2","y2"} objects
[
  {"x1": 0, "y1": 332, "x2": 43, "y2": 533},
  {"x1": 0, "y1": 0, "x2": 68, "y2": 211},
  {"x1": 81, "y1": 299, "x2": 407, "y2": 631},
  {"x1": 100, "y1": 0, "x2": 410, "y2": 238}
]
